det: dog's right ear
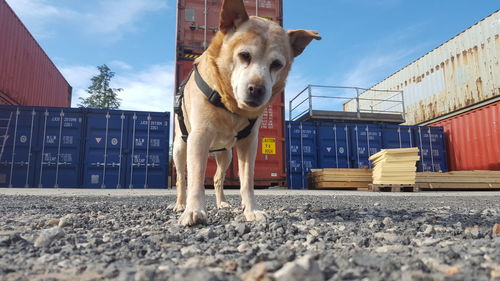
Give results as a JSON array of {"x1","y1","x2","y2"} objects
[{"x1": 219, "y1": 0, "x2": 249, "y2": 33}]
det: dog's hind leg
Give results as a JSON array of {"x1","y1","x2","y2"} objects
[
  {"x1": 170, "y1": 135, "x2": 187, "y2": 212},
  {"x1": 214, "y1": 149, "x2": 232, "y2": 209}
]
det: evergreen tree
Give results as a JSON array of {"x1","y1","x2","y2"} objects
[{"x1": 78, "y1": 64, "x2": 122, "y2": 109}]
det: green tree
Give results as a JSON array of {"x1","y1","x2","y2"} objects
[{"x1": 78, "y1": 64, "x2": 122, "y2": 109}]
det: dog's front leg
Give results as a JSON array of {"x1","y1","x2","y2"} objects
[
  {"x1": 237, "y1": 134, "x2": 267, "y2": 222},
  {"x1": 178, "y1": 129, "x2": 212, "y2": 226}
]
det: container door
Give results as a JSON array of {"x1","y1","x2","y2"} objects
[
  {"x1": 381, "y1": 124, "x2": 414, "y2": 149},
  {"x1": 83, "y1": 110, "x2": 128, "y2": 188},
  {"x1": 0, "y1": 107, "x2": 38, "y2": 187},
  {"x1": 35, "y1": 108, "x2": 83, "y2": 188},
  {"x1": 317, "y1": 123, "x2": 350, "y2": 169},
  {"x1": 126, "y1": 112, "x2": 169, "y2": 189},
  {"x1": 349, "y1": 124, "x2": 382, "y2": 168},
  {"x1": 285, "y1": 121, "x2": 317, "y2": 189},
  {"x1": 414, "y1": 126, "x2": 448, "y2": 172}
]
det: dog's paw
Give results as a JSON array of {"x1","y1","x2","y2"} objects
[
  {"x1": 217, "y1": 201, "x2": 231, "y2": 209},
  {"x1": 244, "y1": 210, "x2": 268, "y2": 222},
  {"x1": 178, "y1": 209, "x2": 208, "y2": 226},
  {"x1": 167, "y1": 202, "x2": 186, "y2": 212}
]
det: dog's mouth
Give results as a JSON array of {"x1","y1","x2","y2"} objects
[{"x1": 244, "y1": 100, "x2": 262, "y2": 108}]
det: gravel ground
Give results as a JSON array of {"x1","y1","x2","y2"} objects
[{"x1": 1, "y1": 190, "x2": 500, "y2": 281}]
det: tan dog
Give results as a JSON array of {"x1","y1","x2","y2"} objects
[{"x1": 172, "y1": 0, "x2": 320, "y2": 226}]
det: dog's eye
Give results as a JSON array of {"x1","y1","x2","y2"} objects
[
  {"x1": 238, "y1": 52, "x2": 251, "y2": 63},
  {"x1": 270, "y1": 60, "x2": 283, "y2": 70}
]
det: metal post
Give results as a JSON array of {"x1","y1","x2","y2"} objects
[
  {"x1": 255, "y1": 0, "x2": 259, "y2": 16},
  {"x1": 428, "y1": 127, "x2": 435, "y2": 172},
  {"x1": 38, "y1": 110, "x2": 48, "y2": 188},
  {"x1": 366, "y1": 126, "x2": 371, "y2": 168},
  {"x1": 129, "y1": 113, "x2": 137, "y2": 189},
  {"x1": 400, "y1": 90, "x2": 406, "y2": 122},
  {"x1": 117, "y1": 113, "x2": 125, "y2": 188},
  {"x1": 54, "y1": 110, "x2": 64, "y2": 188},
  {"x1": 25, "y1": 109, "x2": 35, "y2": 187},
  {"x1": 355, "y1": 88, "x2": 361, "y2": 119},
  {"x1": 418, "y1": 127, "x2": 425, "y2": 171},
  {"x1": 287, "y1": 123, "x2": 293, "y2": 189},
  {"x1": 299, "y1": 123, "x2": 304, "y2": 189},
  {"x1": 8, "y1": 108, "x2": 20, "y2": 188},
  {"x1": 307, "y1": 85, "x2": 313, "y2": 118},
  {"x1": 101, "y1": 112, "x2": 110, "y2": 189},
  {"x1": 398, "y1": 126, "x2": 402, "y2": 148},
  {"x1": 345, "y1": 126, "x2": 350, "y2": 168},
  {"x1": 144, "y1": 114, "x2": 151, "y2": 188},
  {"x1": 355, "y1": 125, "x2": 360, "y2": 168},
  {"x1": 333, "y1": 125, "x2": 338, "y2": 168}
]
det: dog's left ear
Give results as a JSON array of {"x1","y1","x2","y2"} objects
[
  {"x1": 288, "y1": 30, "x2": 322, "y2": 57},
  {"x1": 219, "y1": 0, "x2": 249, "y2": 33}
]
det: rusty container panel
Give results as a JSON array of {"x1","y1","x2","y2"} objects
[
  {"x1": 176, "y1": 0, "x2": 283, "y2": 60},
  {"x1": 231, "y1": 93, "x2": 286, "y2": 187},
  {"x1": 344, "y1": 10, "x2": 500, "y2": 125},
  {"x1": 0, "y1": 0, "x2": 71, "y2": 107},
  {"x1": 430, "y1": 101, "x2": 500, "y2": 170}
]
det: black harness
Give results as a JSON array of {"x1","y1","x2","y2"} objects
[{"x1": 174, "y1": 65, "x2": 257, "y2": 152}]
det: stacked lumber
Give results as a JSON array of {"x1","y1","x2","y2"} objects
[
  {"x1": 368, "y1": 148, "x2": 420, "y2": 184},
  {"x1": 416, "y1": 171, "x2": 500, "y2": 189},
  {"x1": 309, "y1": 168, "x2": 372, "y2": 189}
]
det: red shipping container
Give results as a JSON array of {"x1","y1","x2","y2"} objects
[
  {"x1": 174, "y1": 0, "x2": 285, "y2": 187},
  {"x1": 430, "y1": 101, "x2": 500, "y2": 170},
  {"x1": 0, "y1": 0, "x2": 71, "y2": 107}
]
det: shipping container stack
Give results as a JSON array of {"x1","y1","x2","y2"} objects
[
  {"x1": 344, "y1": 10, "x2": 500, "y2": 172},
  {"x1": 0, "y1": 0, "x2": 72, "y2": 107},
  {"x1": 286, "y1": 122, "x2": 448, "y2": 189},
  {"x1": 0, "y1": 105, "x2": 170, "y2": 188},
  {"x1": 174, "y1": 0, "x2": 286, "y2": 187}
]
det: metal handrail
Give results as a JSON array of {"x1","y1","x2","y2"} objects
[{"x1": 289, "y1": 85, "x2": 405, "y2": 121}]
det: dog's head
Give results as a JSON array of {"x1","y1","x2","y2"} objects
[{"x1": 204, "y1": 0, "x2": 321, "y2": 115}]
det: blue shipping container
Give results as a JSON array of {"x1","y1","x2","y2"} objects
[
  {"x1": 286, "y1": 121, "x2": 317, "y2": 189},
  {"x1": 125, "y1": 112, "x2": 170, "y2": 188},
  {"x1": 36, "y1": 107, "x2": 84, "y2": 188},
  {"x1": 83, "y1": 110, "x2": 128, "y2": 188},
  {"x1": 285, "y1": 121, "x2": 448, "y2": 189},
  {"x1": 349, "y1": 124, "x2": 383, "y2": 169},
  {"x1": 82, "y1": 110, "x2": 170, "y2": 189},
  {"x1": 0, "y1": 105, "x2": 170, "y2": 188},
  {"x1": 413, "y1": 126, "x2": 448, "y2": 172},
  {"x1": 316, "y1": 123, "x2": 350, "y2": 169},
  {"x1": 0, "y1": 107, "x2": 39, "y2": 187}
]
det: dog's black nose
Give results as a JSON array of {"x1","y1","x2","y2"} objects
[{"x1": 248, "y1": 84, "x2": 265, "y2": 99}]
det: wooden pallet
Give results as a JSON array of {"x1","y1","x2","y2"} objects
[
  {"x1": 369, "y1": 184, "x2": 420, "y2": 192},
  {"x1": 309, "y1": 168, "x2": 372, "y2": 190}
]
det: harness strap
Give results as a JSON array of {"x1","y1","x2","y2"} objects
[{"x1": 175, "y1": 65, "x2": 258, "y2": 149}]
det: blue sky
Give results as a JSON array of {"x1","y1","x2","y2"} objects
[{"x1": 6, "y1": 0, "x2": 499, "y2": 115}]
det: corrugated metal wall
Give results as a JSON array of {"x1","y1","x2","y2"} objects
[
  {"x1": 0, "y1": 0, "x2": 71, "y2": 107},
  {"x1": 430, "y1": 101, "x2": 500, "y2": 171},
  {"x1": 344, "y1": 10, "x2": 500, "y2": 125}
]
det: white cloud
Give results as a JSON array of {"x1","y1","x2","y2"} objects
[
  {"x1": 340, "y1": 44, "x2": 426, "y2": 89},
  {"x1": 6, "y1": 0, "x2": 168, "y2": 40},
  {"x1": 109, "y1": 60, "x2": 133, "y2": 71},
  {"x1": 84, "y1": 0, "x2": 167, "y2": 38},
  {"x1": 113, "y1": 64, "x2": 174, "y2": 112},
  {"x1": 6, "y1": 0, "x2": 77, "y2": 38}
]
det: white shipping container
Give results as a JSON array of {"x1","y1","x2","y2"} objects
[{"x1": 344, "y1": 10, "x2": 500, "y2": 125}]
